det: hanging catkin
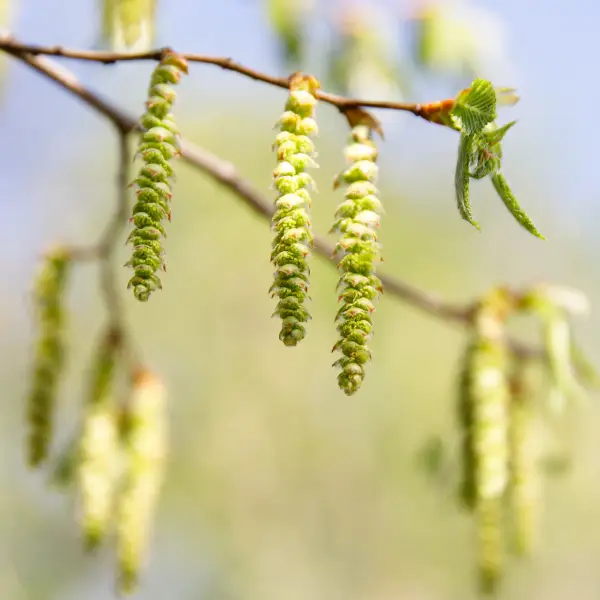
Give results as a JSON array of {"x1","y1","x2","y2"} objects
[
  {"x1": 77, "y1": 327, "x2": 122, "y2": 550},
  {"x1": 507, "y1": 361, "x2": 542, "y2": 557},
  {"x1": 270, "y1": 72, "x2": 319, "y2": 346},
  {"x1": 458, "y1": 290, "x2": 512, "y2": 594},
  {"x1": 331, "y1": 123, "x2": 383, "y2": 395},
  {"x1": 126, "y1": 51, "x2": 188, "y2": 302},
  {"x1": 116, "y1": 370, "x2": 167, "y2": 595},
  {"x1": 26, "y1": 246, "x2": 72, "y2": 467}
]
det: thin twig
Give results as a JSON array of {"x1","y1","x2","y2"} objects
[
  {"x1": 0, "y1": 36, "x2": 429, "y2": 117},
  {"x1": 0, "y1": 36, "x2": 543, "y2": 359}
]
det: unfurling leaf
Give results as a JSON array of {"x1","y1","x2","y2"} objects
[
  {"x1": 451, "y1": 79, "x2": 497, "y2": 134},
  {"x1": 455, "y1": 133, "x2": 480, "y2": 230},
  {"x1": 490, "y1": 172, "x2": 546, "y2": 240}
]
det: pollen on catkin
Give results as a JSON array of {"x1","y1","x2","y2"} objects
[
  {"x1": 461, "y1": 292, "x2": 512, "y2": 594},
  {"x1": 126, "y1": 50, "x2": 188, "y2": 302},
  {"x1": 26, "y1": 246, "x2": 72, "y2": 468},
  {"x1": 77, "y1": 327, "x2": 122, "y2": 551},
  {"x1": 270, "y1": 72, "x2": 320, "y2": 346},
  {"x1": 331, "y1": 124, "x2": 383, "y2": 395},
  {"x1": 507, "y1": 364, "x2": 541, "y2": 557},
  {"x1": 116, "y1": 370, "x2": 167, "y2": 596}
]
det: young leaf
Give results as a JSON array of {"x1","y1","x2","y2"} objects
[
  {"x1": 482, "y1": 120, "x2": 517, "y2": 146},
  {"x1": 490, "y1": 172, "x2": 546, "y2": 240},
  {"x1": 455, "y1": 133, "x2": 480, "y2": 230},
  {"x1": 451, "y1": 79, "x2": 497, "y2": 134}
]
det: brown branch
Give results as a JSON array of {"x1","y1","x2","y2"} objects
[
  {"x1": 0, "y1": 36, "x2": 428, "y2": 117},
  {"x1": 0, "y1": 34, "x2": 543, "y2": 359}
]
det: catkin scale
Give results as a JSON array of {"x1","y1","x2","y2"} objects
[
  {"x1": 270, "y1": 73, "x2": 319, "y2": 346},
  {"x1": 331, "y1": 124, "x2": 383, "y2": 395},
  {"x1": 126, "y1": 52, "x2": 187, "y2": 302},
  {"x1": 116, "y1": 370, "x2": 167, "y2": 595},
  {"x1": 26, "y1": 247, "x2": 71, "y2": 467}
]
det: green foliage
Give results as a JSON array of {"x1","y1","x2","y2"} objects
[
  {"x1": 126, "y1": 51, "x2": 188, "y2": 302},
  {"x1": 451, "y1": 79, "x2": 497, "y2": 134},
  {"x1": 449, "y1": 81, "x2": 545, "y2": 238}
]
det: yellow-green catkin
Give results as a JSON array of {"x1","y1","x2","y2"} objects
[
  {"x1": 461, "y1": 291, "x2": 512, "y2": 594},
  {"x1": 100, "y1": 0, "x2": 157, "y2": 50},
  {"x1": 507, "y1": 363, "x2": 541, "y2": 557},
  {"x1": 126, "y1": 51, "x2": 188, "y2": 302},
  {"x1": 270, "y1": 72, "x2": 320, "y2": 346},
  {"x1": 26, "y1": 246, "x2": 72, "y2": 468},
  {"x1": 116, "y1": 370, "x2": 167, "y2": 595},
  {"x1": 331, "y1": 124, "x2": 383, "y2": 395},
  {"x1": 77, "y1": 327, "x2": 122, "y2": 551}
]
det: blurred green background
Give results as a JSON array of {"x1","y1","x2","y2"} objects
[{"x1": 2, "y1": 1, "x2": 600, "y2": 599}]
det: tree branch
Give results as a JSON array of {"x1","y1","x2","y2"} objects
[
  {"x1": 0, "y1": 34, "x2": 544, "y2": 358},
  {"x1": 0, "y1": 36, "x2": 431, "y2": 118}
]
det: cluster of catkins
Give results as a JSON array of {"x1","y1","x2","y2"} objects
[
  {"x1": 74, "y1": 341, "x2": 167, "y2": 595},
  {"x1": 126, "y1": 50, "x2": 188, "y2": 302},
  {"x1": 270, "y1": 74, "x2": 384, "y2": 394},
  {"x1": 76, "y1": 332, "x2": 168, "y2": 596},
  {"x1": 456, "y1": 289, "x2": 542, "y2": 594}
]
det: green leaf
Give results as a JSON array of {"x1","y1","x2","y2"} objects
[
  {"x1": 451, "y1": 78, "x2": 497, "y2": 134},
  {"x1": 455, "y1": 133, "x2": 480, "y2": 229},
  {"x1": 483, "y1": 120, "x2": 517, "y2": 146},
  {"x1": 490, "y1": 172, "x2": 546, "y2": 240}
]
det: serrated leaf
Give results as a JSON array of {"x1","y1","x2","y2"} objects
[
  {"x1": 490, "y1": 172, "x2": 546, "y2": 240},
  {"x1": 455, "y1": 133, "x2": 480, "y2": 229},
  {"x1": 451, "y1": 78, "x2": 497, "y2": 134},
  {"x1": 482, "y1": 120, "x2": 517, "y2": 146}
]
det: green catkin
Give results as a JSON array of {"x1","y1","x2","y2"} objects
[
  {"x1": 27, "y1": 246, "x2": 72, "y2": 468},
  {"x1": 270, "y1": 72, "x2": 320, "y2": 346},
  {"x1": 126, "y1": 51, "x2": 188, "y2": 302},
  {"x1": 116, "y1": 370, "x2": 167, "y2": 595},
  {"x1": 460, "y1": 292, "x2": 512, "y2": 594},
  {"x1": 507, "y1": 364, "x2": 541, "y2": 557},
  {"x1": 331, "y1": 124, "x2": 383, "y2": 395},
  {"x1": 78, "y1": 327, "x2": 122, "y2": 551}
]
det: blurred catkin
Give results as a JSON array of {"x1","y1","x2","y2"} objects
[
  {"x1": 116, "y1": 370, "x2": 168, "y2": 595},
  {"x1": 78, "y1": 327, "x2": 122, "y2": 551},
  {"x1": 26, "y1": 246, "x2": 71, "y2": 467}
]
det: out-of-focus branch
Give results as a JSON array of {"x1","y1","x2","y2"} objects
[{"x1": 0, "y1": 34, "x2": 543, "y2": 359}]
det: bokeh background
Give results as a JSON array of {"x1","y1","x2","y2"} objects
[{"x1": 2, "y1": 1, "x2": 600, "y2": 599}]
